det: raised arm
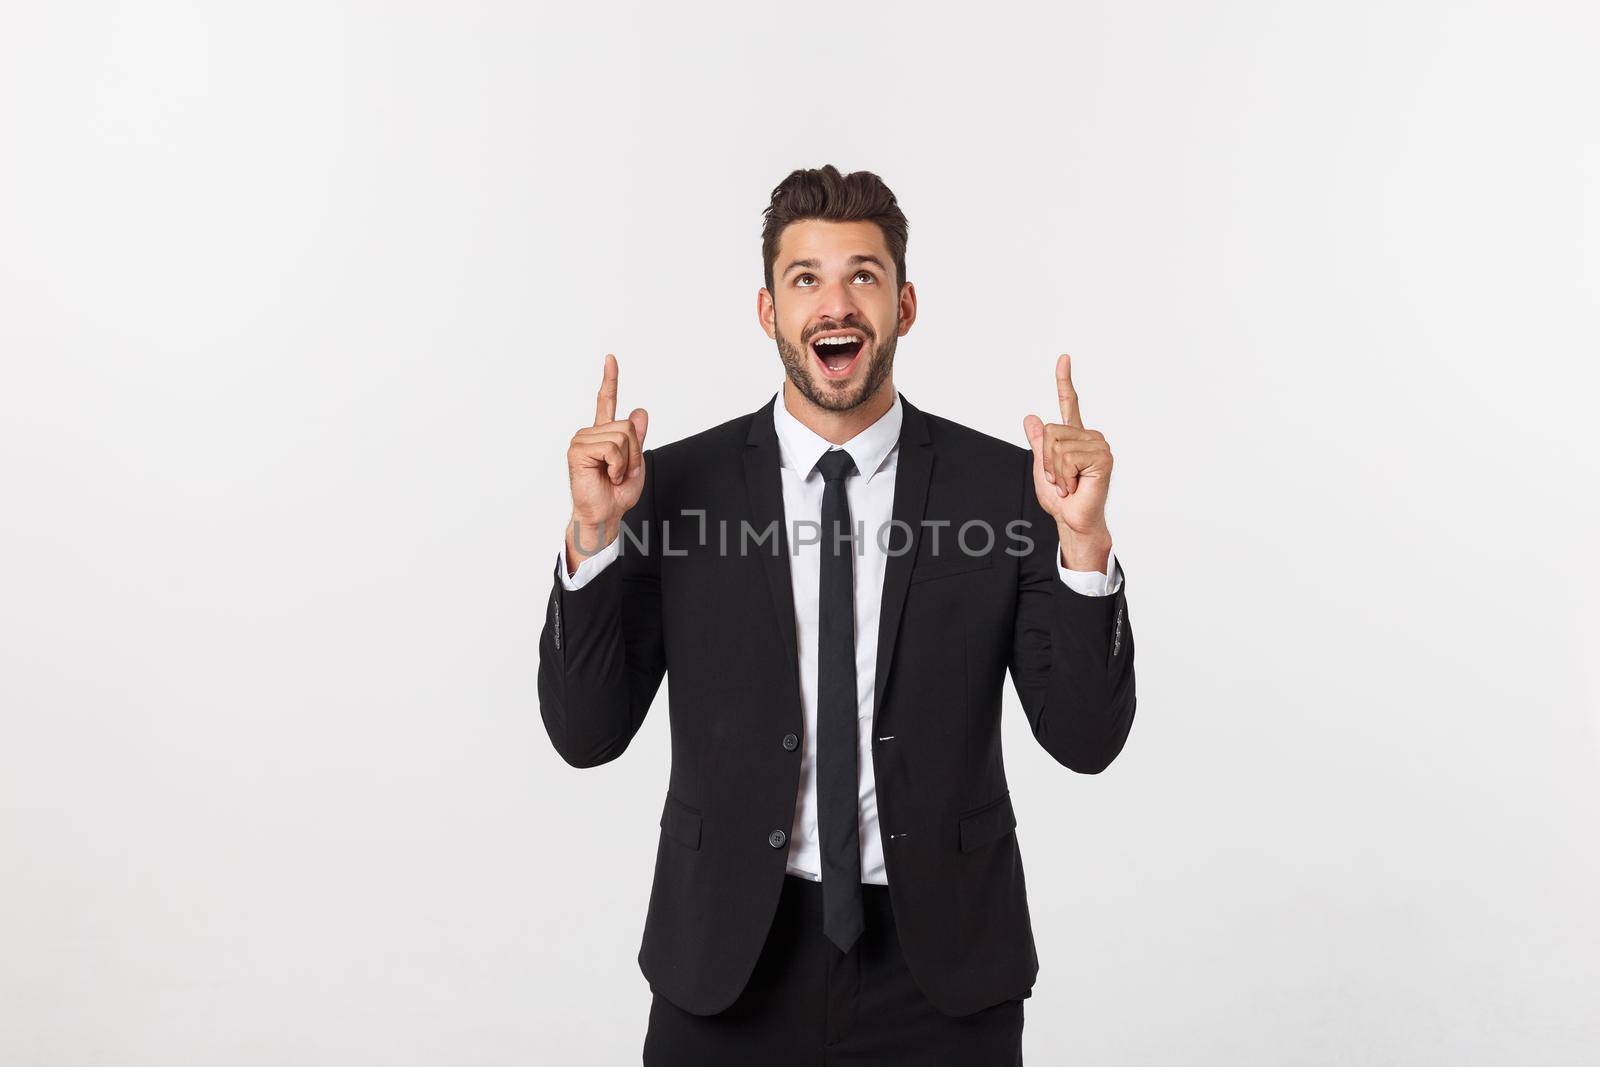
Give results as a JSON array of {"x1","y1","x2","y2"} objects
[
  {"x1": 1011, "y1": 354, "x2": 1137, "y2": 772},
  {"x1": 537, "y1": 354, "x2": 665, "y2": 768}
]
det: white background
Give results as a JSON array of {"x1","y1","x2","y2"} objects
[{"x1": 2, "y1": 2, "x2": 1597, "y2": 1063}]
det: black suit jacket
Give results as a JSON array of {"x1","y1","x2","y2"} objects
[{"x1": 537, "y1": 394, "x2": 1136, "y2": 1018}]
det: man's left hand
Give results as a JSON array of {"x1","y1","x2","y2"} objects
[{"x1": 1023, "y1": 353, "x2": 1114, "y2": 571}]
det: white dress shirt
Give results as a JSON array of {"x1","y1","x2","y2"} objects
[{"x1": 558, "y1": 388, "x2": 1122, "y2": 885}]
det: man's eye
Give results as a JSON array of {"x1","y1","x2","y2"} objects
[
  {"x1": 854, "y1": 271, "x2": 875, "y2": 284},
  {"x1": 796, "y1": 274, "x2": 816, "y2": 287}
]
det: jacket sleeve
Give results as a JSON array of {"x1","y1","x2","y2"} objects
[
  {"x1": 537, "y1": 449, "x2": 666, "y2": 769},
  {"x1": 1008, "y1": 452, "x2": 1137, "y2": 773}
]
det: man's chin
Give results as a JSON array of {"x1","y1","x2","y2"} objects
[{"x1": 795, "y1": 369, "x2": 873, "y2": 412}]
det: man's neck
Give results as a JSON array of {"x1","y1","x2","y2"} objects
[{"x1": 781, "y1": 378, "x2": 896, "y2": 446}]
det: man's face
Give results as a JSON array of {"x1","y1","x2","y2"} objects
[{"x1": 760, "y1": 219, "x2": 916, "y2": 412}]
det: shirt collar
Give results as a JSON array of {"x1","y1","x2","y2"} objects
[{"x1": 771, "y1": 386, "x2": 903, "y2": 486}]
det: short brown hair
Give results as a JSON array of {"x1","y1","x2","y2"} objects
[{"x1": 761, "y1": 164, "x2": 909, "y2": 293}]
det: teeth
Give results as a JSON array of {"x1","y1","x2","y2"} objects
[{"x1": 814, "y1": 335, "x2": 860, "y2": 346}]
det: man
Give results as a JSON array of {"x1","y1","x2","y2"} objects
[{"x1": 539, "y1": 164, "x2": 1136, "y2": 1065}]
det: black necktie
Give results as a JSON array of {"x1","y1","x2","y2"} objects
[{"x1": 815, "y1": 448, "x2": 864, "y2": 954}]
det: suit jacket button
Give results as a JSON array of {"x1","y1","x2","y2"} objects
[
  {"x1": 781, "y1": 732, "x2": 799, "y2": 751},
  {"x1": 767, "y1": 829, "x2": 788, "y2": 848}
]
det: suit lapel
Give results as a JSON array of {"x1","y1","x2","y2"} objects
[
  {"x1": 873, "y1": 396, "x2": 933, "y2": 720},
  {"x1": 744, "y1": 395, "x2": 801, "y2": 691}
]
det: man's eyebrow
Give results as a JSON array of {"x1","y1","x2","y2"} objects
[{"x1": 782, "y1": 254, "x2": 888, "y2": 277}]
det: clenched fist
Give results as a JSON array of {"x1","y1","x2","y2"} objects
[
  {"x1": 565, "y1": 353, "x2": 649, "y2": 574},
  {"x1": 1023, "y1": 354, "x2": 1114, "y2": 572}
]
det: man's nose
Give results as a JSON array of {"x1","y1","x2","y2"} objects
[{"x1": 813, "y1": 278, "x2": 861, "y2": 325}]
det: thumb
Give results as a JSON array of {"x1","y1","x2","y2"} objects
[
  {"x1": 1023, "y1": 414, "x2": 1054, "y2": 486},
  {"x1": 1022, "y1": 414, "x2": 1045, "y2": 455},
  {"x1": 628, "y1": 408, "x2": 650, "y2": 475}
]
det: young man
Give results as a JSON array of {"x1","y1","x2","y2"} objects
[{"x1": 539, "y1": 164, "x2": 1136, "y2": 1065}]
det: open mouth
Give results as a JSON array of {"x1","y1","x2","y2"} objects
[{"x1": 810, "y1": 333, "x2": 867, "y2": 378}]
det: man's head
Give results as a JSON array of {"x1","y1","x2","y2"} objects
[{"x1": 758, "y1": 165, "x2": 917, "y2": 414}]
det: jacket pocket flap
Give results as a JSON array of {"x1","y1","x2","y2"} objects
[
  {"x1": 958, "y1": 791, "x2": 1016, "y2": 853},
  {"x1": 660, "y1": 793, "x2": 702, "y2": 850},
  {"x1": 910, "y1": 553, "x2": 993, "y2": 584}
]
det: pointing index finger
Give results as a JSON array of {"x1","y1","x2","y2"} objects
[
  {"x1": 1056, "y1": 353, "x2": 1082, "y2": 428},
  {"x1": 595, "y1": 353, "x2": 619, "y2": 426}
]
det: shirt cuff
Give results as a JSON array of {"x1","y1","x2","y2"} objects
[
  {"x1": 558, "y1": 531, "x2": 623, "y2": 591},
  {"x1": 1057, "y1": 546, "x2": 1122, "y2": 597}
]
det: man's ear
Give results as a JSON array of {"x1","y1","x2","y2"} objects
[
  {"x1": 896, "y1": 281, "x2": 918, "y2": 336},
  {"x1": 757, "y1": 288, "x2": 777, "y2": 339}
]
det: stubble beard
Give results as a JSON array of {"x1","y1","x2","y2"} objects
[{"x1": 775, "y1": 318, "x2": 898, "y2": 413}]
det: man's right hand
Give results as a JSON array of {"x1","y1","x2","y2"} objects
[{"x1": 565, "y1": 353, "x2": 649, "y2": 575}]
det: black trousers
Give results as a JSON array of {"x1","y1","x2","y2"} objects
[{"x1": 643, "y1": 873, "x2": 1026, "y2": 1066}]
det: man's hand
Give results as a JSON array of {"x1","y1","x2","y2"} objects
[
  {"x1": 565, "y1": 353, "x2": 649, "y2": 574},
  {"x1": 1023, "y1": 354, "x2": 1114, "y2": 572}
]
